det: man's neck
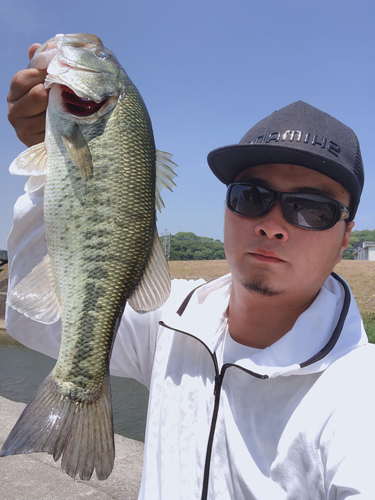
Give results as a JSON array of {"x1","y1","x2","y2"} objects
[{"x1": 227, "y1": 281, "x2": 318, "y2": 349}]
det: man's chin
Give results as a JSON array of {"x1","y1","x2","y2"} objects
[{"x1": 240, "y1": 277, "x2": 283, "y2": 297}]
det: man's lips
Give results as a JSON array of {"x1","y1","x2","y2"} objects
[{"x1": 249, "y1": 250, "x2": 286, "y2": 263}]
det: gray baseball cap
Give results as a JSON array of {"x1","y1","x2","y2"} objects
[{"x1": 207, "y1": 101, "x2": 364, "y2": 218}]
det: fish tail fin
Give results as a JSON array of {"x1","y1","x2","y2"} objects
[{"x1": 0, "y1": 372, "x2": 115, "y2": 481}]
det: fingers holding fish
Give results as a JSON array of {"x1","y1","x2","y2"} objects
[
  {"x1": 28, "y1": 43, "x2": 42, "y2": 61},
  {"x1": 8, "y1": 67, "x2": 48, "y2": 147}
]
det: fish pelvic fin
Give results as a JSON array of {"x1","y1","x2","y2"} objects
[
  {"x1": 128, "y1": 229, "x2": 171, "y2": 313},
  {"x1": 0, "y1": 372, "x2": 115, "y2": 481},
  {"x1": 7, "y1": 254, "x2": 61, "y2": 324},
  {"x1": 9, "y1": 142, "x2": 48, "y2": 193},
  {"x1": 155, "y1": 150, "x2": 178, "y2": 213},
  {"x1": 61, "y1": 124, "x2": 93, "y2": 181}
]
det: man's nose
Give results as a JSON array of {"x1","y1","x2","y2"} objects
[{"x1": 254, "y1": 202, "x2": 290, "y2": 241}]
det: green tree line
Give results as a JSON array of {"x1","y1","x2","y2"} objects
[
  {"x1": 343, "y1": 229, "x2": 375, "y2": 260},
  {"x1": 166, "y1": 228, "x2": 375, "y2": 261},
  {"x1": 168, "y1": 232, "x2": 225, "y2": 261}
]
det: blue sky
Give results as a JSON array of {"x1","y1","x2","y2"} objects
[{"x1": 0, "y1": 0, "x2": 374, "y2": 249}]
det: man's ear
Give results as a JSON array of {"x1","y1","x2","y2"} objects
[{"x1": 337, "y1": 221, "x2": 355, "y2": 264}]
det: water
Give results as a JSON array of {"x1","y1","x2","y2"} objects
[{"x1": 0, "y1": 335, "x2": 149, "y2": 442}]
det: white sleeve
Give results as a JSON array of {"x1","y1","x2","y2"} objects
[
  {"x1": 6, "y1": 189, "x2": 205, "y2": 387},
  {"x1": 325, "y1": 397, "x2": 375, "y2": 498},
  {"x1": 109, "y1": 276, "x2": 205, "y2": 388},
  {"x1": 324, "y1": 346, "x2": 375, "y2": 499},
  {"x1": 6, "y1": 188, "x2": 62, "y2": 358}
]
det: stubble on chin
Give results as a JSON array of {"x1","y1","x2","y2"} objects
[{"x1": 240, "y1": 277, "x2": 283, "y2": 297}]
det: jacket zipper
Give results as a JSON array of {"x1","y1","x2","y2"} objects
[
  {"x1": 158, "y1": 321, "x2": 221, "y2": 498},
  {"x1": 158, "y1": 321, "x2": 267, "y2": 500},
  {"x1": 201, "y1": 358, "x2": 222, "y2": 500},
  {"x1": 200, "y1": 361, "x2": 268, "y2": 500}
]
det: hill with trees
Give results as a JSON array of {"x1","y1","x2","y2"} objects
[{"x1": 169, "y1": 232, "x2": 225, "y2": 261}]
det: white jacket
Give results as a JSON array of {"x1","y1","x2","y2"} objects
[{"x1": 6, "y1": 189, "x2": 375, "y2": 499}]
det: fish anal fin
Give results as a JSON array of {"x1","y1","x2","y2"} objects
[
  {"x1": 128, "y1": 230, "x2": 171, "y2": 313},
  {"x1": 62, "y1": 124, "x2": 93, "y2": 181},
  {"x1": 0, "y1": 372, "x2": 115, "y2": 481},
  {"x1": 7, "y1": 254, "x2": 61, "y2": 324}
]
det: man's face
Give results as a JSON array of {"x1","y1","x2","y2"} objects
[{"x1": 224, "y1": 164, "x2": 354, "y2": 302}]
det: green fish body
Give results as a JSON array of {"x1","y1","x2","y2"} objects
[{"x1": 1, "y1": 34, "x2": 176, "y2": 481}]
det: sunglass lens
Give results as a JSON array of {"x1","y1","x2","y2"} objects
[
  {"x1": 284, "y1": 196, "x2": 337, "y2": 229},
  {"x1": 229, "y1": 185, "x2": 273, "y2": 216}
]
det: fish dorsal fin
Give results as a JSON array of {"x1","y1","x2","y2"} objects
[
  {"x1": 61, "y1": 124, "x2": 93, "y2": 180},
  {"x1": 128, "y1": 230, "x2": 171, "y2": 313},
  {"x1": 9, "y1": 142, "x2": 48, "y2": 192},
  {"x1": 7, "y1": 254, "x2": 61, "y2": 324},
  {"x1": 155, "y1": 150, "x2": 178, "y2": 213}
]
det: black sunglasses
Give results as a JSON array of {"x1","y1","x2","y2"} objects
[{"x1": 226, "y1": 182, "x2": 350, "y2": 230}]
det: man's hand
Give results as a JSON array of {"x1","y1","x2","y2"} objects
[{"x1": 7, "y1": 44, "x2": 48, "y2": 147}]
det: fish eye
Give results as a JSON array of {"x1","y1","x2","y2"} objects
[{"x1": 95, "y1": 49, "x2": 111, "y2": 59}]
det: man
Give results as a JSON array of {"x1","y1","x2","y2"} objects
[{"x1": 4, "y1": 45, "x2": 375, "y2": 499}]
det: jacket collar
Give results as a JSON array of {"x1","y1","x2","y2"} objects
[
  {"x1": 161, "y1": 273, "x2": 368, "y2": 378},
  {"x1": 163, "y1": 274, "x2": 232, "y2": 353}
]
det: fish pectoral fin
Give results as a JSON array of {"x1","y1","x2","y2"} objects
[
  {"x1": 61, "y1": 124, "x2": 93, "y2": 180},
  {"x1": 155, "y1": 149, "x2": 178, "y2": 213},
  {"x1": 9, "y1": 142, "x2": 48, "y2": 193},
  {"x1": 7, "y1": 254, "x2": 61, "y2": 324},
  {"x1": 128, "y1": 230, "x2": 171, "y2": 313},
  {"x1": 24, "y1": 175, "x2": 47, "y2": 193}
]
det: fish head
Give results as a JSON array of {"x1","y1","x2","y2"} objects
[{"x1": 31, "y1": 33, "x2": 128, "y2": 124}]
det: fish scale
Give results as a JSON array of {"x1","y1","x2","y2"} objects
[{"x1": 2, "y1": 33, "x2": 176, "y2": 481}]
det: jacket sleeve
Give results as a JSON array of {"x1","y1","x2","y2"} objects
[
  {"x1": 6, "y1": 188, "x2": 204, "y2": 388},
  {"x1": 6, "y1": 188, "x2": 63, "y2": 358},
  {"x1": 322, "y1": 345, "x2": 375, "y2": 499}
]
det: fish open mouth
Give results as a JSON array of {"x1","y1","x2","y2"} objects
[{"x1": 61, "y1": 86, "x2": 107, "y2": 117}]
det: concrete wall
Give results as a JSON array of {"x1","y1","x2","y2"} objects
[{"x1": 0, "y1": 396, "x2": 144, "y2": 500}]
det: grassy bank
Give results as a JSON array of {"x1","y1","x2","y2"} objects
[
  {"x1": 169, "y1": 260, "x2": 230, "y2": 282},
  {"x1": 362, "y1": 314, "x2": 375, "y2": 343},
  {"x1": 334, "y1": 261, "x2": 375, "y2": 342}
]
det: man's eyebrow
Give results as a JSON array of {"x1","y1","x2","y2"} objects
[{"x1": 239, "y1": 177, "x2": 336, "y2": 198}]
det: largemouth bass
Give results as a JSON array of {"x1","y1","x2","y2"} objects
[{"x1": 1, "y1": 33, "x2": 177, "y2": 481}]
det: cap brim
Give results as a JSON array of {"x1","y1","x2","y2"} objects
[{"x1": 207, "y1": 143, "x2": 361, "y2": 202}]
